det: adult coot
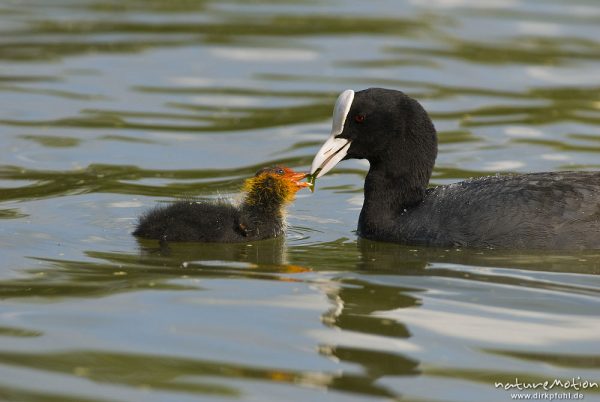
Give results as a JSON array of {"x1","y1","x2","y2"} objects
[
  {"x1": 134, "y1": 166, "x2": 309, "y2": 242},
  {"x1": 310, "y1": 88, "x2": 600, "y2": 249}
]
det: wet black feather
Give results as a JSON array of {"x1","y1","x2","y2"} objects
[{"x1": 339, "y1": 88, "x2": 600, "y2": 249}]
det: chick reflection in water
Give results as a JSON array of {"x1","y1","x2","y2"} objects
[{"x1": 136, "y1": 237, "x2": 301, "y2": 273}]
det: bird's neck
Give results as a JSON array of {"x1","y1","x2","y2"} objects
[
  {"x1": 241, "y1": 189, "x2": 286, "y2": 217},
  {"x1": 358, "y1": 162, "x2": 428, "y2": 237},
  {"x1": 241, "y1": 176, "x2": 295, "y2": 215},
  {"x1": 240, "y1": 188, "x2": 287, "y2": 237}
]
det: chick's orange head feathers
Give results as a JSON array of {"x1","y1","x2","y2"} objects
[{"x1": 243, "y1": 166, "x2": 309, "y2": 204}]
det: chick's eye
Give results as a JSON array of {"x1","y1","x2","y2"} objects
[
  {"x1": 354, "y1": 114, "x2": 365, "y2": 123},
  {"x1": 276, "y1": 168, "x2": 284, "y2": 175}
]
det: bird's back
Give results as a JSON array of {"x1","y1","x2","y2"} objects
[
  {"x1": 133, "y1": 200, "x2": 245, "y2": 242},
  {"x1": 400, "y1": 171, "x2": 600, "y2": 249}
]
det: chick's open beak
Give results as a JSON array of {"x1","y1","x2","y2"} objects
[
  {"x1": 285, "y1": 171, "x2": 311, "y2": 189},
  {"x1": 310, "y1": 89, "x2": 354, "y2": 178}
]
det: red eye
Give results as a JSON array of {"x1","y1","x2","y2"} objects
[{"x1": 354, "y1": 114, "x2": 365, "y2": 123}]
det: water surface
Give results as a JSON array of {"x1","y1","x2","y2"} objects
[{"x1": 1, "y1": 0, "x2": 600, "y2": 401}]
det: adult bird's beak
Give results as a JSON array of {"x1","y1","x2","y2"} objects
[{"x1": 310, "y1": 89, "x2": 354, "y2": 178}]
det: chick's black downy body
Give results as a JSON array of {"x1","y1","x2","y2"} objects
[
  {"x1": 133, "y1": 167, "x2": 308, "y2": 243},
  {"x1": 133, "y1": 201, "x2": 269, "y2": 243}
]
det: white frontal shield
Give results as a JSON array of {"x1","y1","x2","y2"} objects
[{"x1": 310, "y1": 89, "x2": 354, "y2": 178}]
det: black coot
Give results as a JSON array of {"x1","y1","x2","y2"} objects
[
  {"x1": 310, "y1": 88, "x2": 600, "y2": 249},
  {"x1": 134, "y1": 166, "x2": 309, "y2": 242}
]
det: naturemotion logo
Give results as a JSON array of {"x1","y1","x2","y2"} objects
[{"x1": 494, "y1": 377, "x2": 598, "y2": 392}]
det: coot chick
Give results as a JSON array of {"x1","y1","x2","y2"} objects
[
  {"x1": 310, "y1": 88, "x2": 600, "y2": 249},
  {"x1": 133, "y1": 166, "x2": 309, "y2": 242}
]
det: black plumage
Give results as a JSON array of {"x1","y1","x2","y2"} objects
[
  {"x1": 310, "y1": 88, "x2": 600, "y2": 249},
  {"x1": 133, "y1": 166, "x2": 308, "y2": 243}
]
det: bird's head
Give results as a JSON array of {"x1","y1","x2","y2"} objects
[
  {"x1": 243, "y1": 166, "x2": 310, "y2": 207},
  {"x1": 310, "y1": 88, "x2": 437, "y2": 180}
]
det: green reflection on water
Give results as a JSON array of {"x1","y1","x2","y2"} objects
[
  {"x1": 486, "y1": 349, "x2": 600, "y2": 369},
  {"x1": 2, "y1": 81, "x2": 598, "y2": 135},
  {"x1": 0, "y1": 347, "x2": 416, "y2": 398},
  {"x1": 0, "y1": 208, "x2": 28, "y2": 219},
  {"x1": 512, "y1": 138, "x2": 600, "y2": 153},
  {"x1": 0, "y1": 326, "x2": 42, "y2": 338},
  {"x1": 0, "y1": 85, "x2": 106, "y2": 100},
  {"x1": 0, "y1": 386, "x2": 110, "y2": 402},
  {"x1": 0, "y1": 158, "x2": 311, "y2": 201},
  {"x1": 30, "y1": 15, "x2": 434, "y2": 37},
  {"x1": 98, "y1": 134, "x2": 160, "y2": 144},
  {"x1": 0, "y1": 238, "x2": 301, "y2": 299},
  {"x1": 0, "y1": 99, "x2": 335, "y2": 132},
  {"x1": 1, "y1": 11, "x2": 440, "y2": 62},
  {"x1": 19, "y1": 135, "x2": 82, "y2": 148},
  {"x1": 0, "y1": 350, "x2": 241, "y2": 397},
  {"x1": 0, "y1": 75, "x2": 59, "y2": 83},
  {"x1": 388, "y1": 36, "x2": 600, "y2": 66},
  {"x1": 84, "y1": 0, "x2": 213, "y2": 13}
]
